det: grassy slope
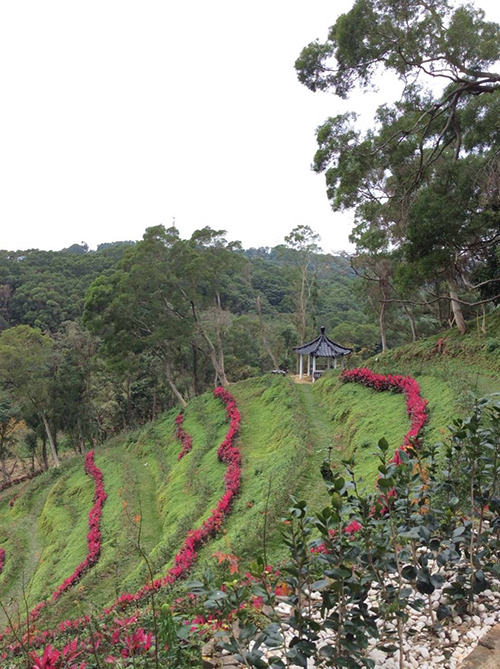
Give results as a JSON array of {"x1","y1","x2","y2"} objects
[
  {"x1": 369, "y1": 309, "x2": 500, "y2": 400},
  {"x1": 0, "y1": 314, "x2": 498, "y2": 629}
]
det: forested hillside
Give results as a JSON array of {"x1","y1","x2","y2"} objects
[{"x1": 3, "y1": 221, "x2": 497, "y2": 481}]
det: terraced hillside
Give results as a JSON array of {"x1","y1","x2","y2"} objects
[{"x1": 0, "y1": 343, "x2": 487, "y2": 637}]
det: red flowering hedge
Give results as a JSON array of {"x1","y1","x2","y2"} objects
[
  {"x1": 174, "y1": 413, "x2": 193, "y2": 460},
  {"x1": 340, "y1": 367, "x2": 429, "y2": 464},
  {"x1": 104, "y1": 386, "x2": 242, "y2": 613},
  {"x1": 4, "y1": 451, "x2": 108, "y2": 633},
  {"x1": 1, "y1": 390, "x2": 243, "y2": 657},
  {"x1": 50, "y1": 451, "x2": 107, "y2": 602},
  {"x1": 308, "y1": 368, "x2": 430, "y2": 551}
]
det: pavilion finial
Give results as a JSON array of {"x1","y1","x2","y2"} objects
[{"x1": 320, "y1": 326, "x2": 326, "y2": 335}]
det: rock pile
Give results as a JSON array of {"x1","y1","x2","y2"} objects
[{"x1": 203, "y1": 577, "x2": 500, "y2": 668}]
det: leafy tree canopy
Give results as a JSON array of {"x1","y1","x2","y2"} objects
[{"x1": 296, "y1": 0, "x2": 500, "y2": 333}]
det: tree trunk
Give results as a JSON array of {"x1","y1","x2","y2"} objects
[
  {"x1": 435, "y1": 282, "x2": 446, "y2": 326},
  {"x1": 214, "y1": 293, "x2": 229, "y2": 387},
  {"x1": 209, "y1": 348, "x2": 229, "y2": 388},
  {"x1": 152, "y1": 385, "x2": 157, "y2": 421},
  {"x1": 126, "y1": 376, "x2": 132, "y2": 427},
  {"x1": 52, "y1": 415, "x2": 59, "y2": 455},
  {"x1": 449, "y1": 277, "x2": 467, "y2": 335},
  {"x1": 478, "y1": 304, "x2": 486, "y2": 334},
  {"x1": 192, "y1": 345, "x2": 200, "y2": 396},
  {"x1": 256, "y1": 296, "x2": 279, "y2": 368},
  {"x1": 40, "y1": 411, "x2": 61, "y2": 467},
  {"x1": 379, "y1": 301, "x2": 388, "y2": 352},
  {"x1": 165, "y1": 359, "x2": 187, "y2": 408},
  {"x1": 41, "y1": 434, "x2": 49, "y2": 470},
  {"x1": 403, "y1": 303, "x2": 418, "y2": 341},
  {"x1": 192, "y1": 297, "x2": 229, "y2": 388},
  {"x1": 379, "y1": 278, "x2": 389, "y2": 352}
]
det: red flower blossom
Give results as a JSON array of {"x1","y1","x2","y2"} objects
[{"x1": 345, "y1": 520, "x2": 362, "y2": 535}]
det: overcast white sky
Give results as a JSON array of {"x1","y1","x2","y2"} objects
[{"x1": 1, "y1": 1, "x2": 499, "y2": 254}]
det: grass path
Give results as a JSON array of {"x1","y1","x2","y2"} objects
[{"x1": 294, "y1": 383, "x2": 338, "y2": 510}]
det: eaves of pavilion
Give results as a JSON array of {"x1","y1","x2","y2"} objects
[{"x1": 293, "y1": 326, "x2": 352, "y2": 381}]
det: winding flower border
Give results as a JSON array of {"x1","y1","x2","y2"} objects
[
  {"x1": 3, "y1": 374, "x2": 430, "y2": 661},
  {"x1": 1, "y1": 451, "x2": 107, "y2": 636},
  {"x1": 340, "y1": 368, "x2": 429, "y2": 464},
  {"x1": 11, "y1": 387, "x2": 242, "y2": 653},
  {"x1": 50, "y1": 451, "x2": 107, "y2": 602},
  {"x1": 106, "y1": 386, "x2": 242, "y2": 612}
]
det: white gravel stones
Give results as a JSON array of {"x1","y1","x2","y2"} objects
[{"x1": 259, "y1": 572, "x2": 500, "y2": 668}]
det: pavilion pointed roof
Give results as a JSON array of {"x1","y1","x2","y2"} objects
[{"x1": 293, "y1": 326, "x2": 352, "y2": 358}]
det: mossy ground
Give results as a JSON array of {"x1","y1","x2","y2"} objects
[{"x1": 0, "y1": 315, "x2": 498, "y2": 632}]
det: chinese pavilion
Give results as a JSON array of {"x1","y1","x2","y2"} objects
[{"x1": 293, "y1": 326, "x2": 352, "y2": 381}]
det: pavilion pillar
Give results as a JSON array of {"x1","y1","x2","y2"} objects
[
  {"x1": 327, "y1": 358, "x2": 331, "y2": 370},
  {"x1": 299, "y1": 354, "x2": 303, "y2": 379},
  {"x1": 334, "y1": 357, "x2": 337, "y2": 370},
  {"x1": 312, "y1": 355, "x2": 316, "y2": 382},
  {"x1": 307, "y1": 354, "x2": 310, "y2": 378},
  {"x1": 341, "y1": 355, "x2": 345, "y2": 370}
]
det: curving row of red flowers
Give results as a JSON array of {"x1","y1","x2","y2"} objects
[
  {"x1": 1, "y1": 452, "x2": 107, "y2": 639},
  {"x1": 2, "y1": 390, "x2": 243, "y2": 657},
  {"x1": 0, "y1": 547, "x2": 5, "y2": 575},
  {"x1": 340, "y1": 367, "x2": 429, "y2": 464},
  {"x1": 310, "y1": 368, "x2": 429, "y2": 552},
  {"x1": 174, "y1": 413, "x2": 193, "y2": 460},
  {"x1": 105, "y1": 387, "x2": 242, "y2": 613},
  {"x1": 50, "y1": 451, "x2": 107, "y2": 602}
]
